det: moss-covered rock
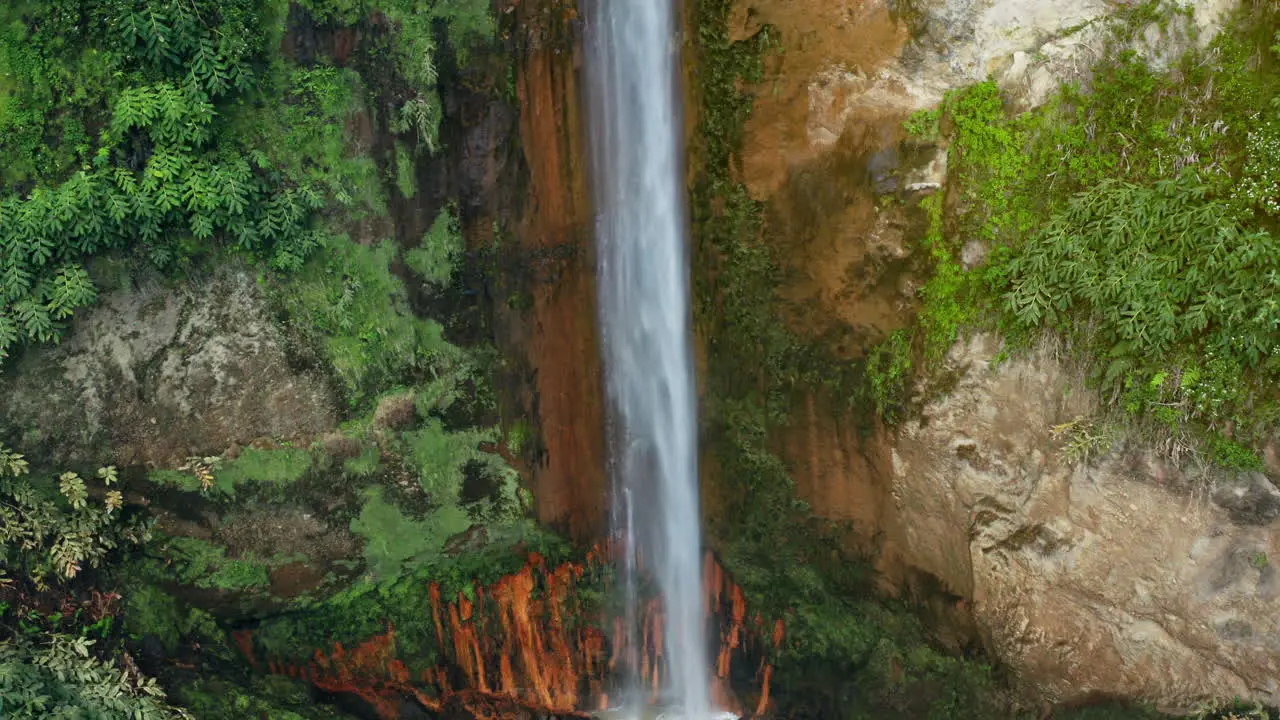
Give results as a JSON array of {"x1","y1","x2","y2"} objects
[{"x1": 0, "y1": 262, "x2": 338, "y2": 470}]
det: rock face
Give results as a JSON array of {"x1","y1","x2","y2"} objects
[
  {"x1": 891, "y1": 334, "x2": 1280, "y2": 711},
  {"x1": 725, "y1": 0, "x2": 1236, "y2": 361},
  {"x1": 0, "y1": 265, "x2": 337, "y2": 469},
  {"x1": 719, "y1": 0, "x2": 1270, "y2": 709},
  {"x1": 500, "y1": 0, "x2": 608, "y2": 541}
]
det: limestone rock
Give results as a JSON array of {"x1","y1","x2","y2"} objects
[
  {"x1": 0, "y1": 264, "x2": 337, "y2": 468},
  {"x1": 783, "y1": 0, "x2": 1237, "y2": 159},
  {"x1": 891, "y1": 334, "x2": 1280, "y2": 711}
]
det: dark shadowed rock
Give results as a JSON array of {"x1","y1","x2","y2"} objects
[{"x1": 1212, "y1": 472, "x2": 1280, "y2": 526}]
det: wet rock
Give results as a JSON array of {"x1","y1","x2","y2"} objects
[
  {"x1": 960, "y1": 239, "x2": 988, "y2": 269},
  {"x1": 868, "y1": 146, "x2": 901, "y2": 194},
  {"x1": 902, "y1": 145, "x2": 948, "y2": 196}
]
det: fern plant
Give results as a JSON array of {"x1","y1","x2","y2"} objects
[
  {"x1": 1004, "y1": 172, "x2": 1280, "y2": 378},
  {"x1": 0, "y1": 0, "x2": 361, "y2": 363}
]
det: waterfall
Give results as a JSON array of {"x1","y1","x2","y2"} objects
[{"x1": 585, "y1": 1, "x2": 711, "y2": 717}]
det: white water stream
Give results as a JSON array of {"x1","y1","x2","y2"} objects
[{"x1": 585, "y1": 1, "x2": 712, "y2": 717}]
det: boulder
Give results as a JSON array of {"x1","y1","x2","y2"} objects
[
  {"x1": 0, "y1": 264, "x2": 337, "y2": 469},
  {"x1": 892, "y1": 334, "x2": 1280, "y2": 711}
]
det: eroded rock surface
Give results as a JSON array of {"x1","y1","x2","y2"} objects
[
  {"x1": 0, "y1": 265, "x2": 336, "y2": 468},
  {"x1": 892, "y1": 334, "x2": 1280, "y2": 711}
]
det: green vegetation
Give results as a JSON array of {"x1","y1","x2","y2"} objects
[
  {"x1": 0, "y1": 444, "x2": 149, "y2": 588},
  {"x1": 349, "y1": 411, "x2": 523, "y2": 581},
  {"x1": 216, "y1": 447, "x2": 313, "y2": 487},
  {"x1": 349, "y1": 486, "x2": 470, "y2": 581},
  {"x1": 0, "y1": 0, "x2": 314, "y2": 361},
  {"x1": 917, "y1": 193, "x2": 976, "y2": 364},
  {"x1": 342, "y1": 444, "x2": 383, "y2": 477},
  {"x1": 406, "y1": 207, "x2": 464, "y2": 289},
  {"x1": 0, "y1": 0, "x2": 519, "y2": 716},
  {"x1": 172, "y1": 675, "x2": 351, "y2": 720},
  {"x1": 159, "y1": 536, "x2": 270, "y2": 592},
  {"x1": 880, "y1": 1, "x2": 1280, "y2": 472},
  {"x1": 122, "y1": 584, "x2": 222, "y2": 655},
  {"x1": 252, "y1": 519, "x2": 572, "y2": 664},
  {"x1": 0, "y1": 633, "x2": 190, "y2": 719},
  {"x1": 274, "y1": 232, "x2": 472, "y2": 408},
  {"x1": 0, "y1": 0, "x2": 496, "y2": 364},
  {"x1": 295, "y1": 0, "x2": 494, "y2": 152},
  {"x1": 147, "y1": 447, "x2": 313, "y2": 496}
]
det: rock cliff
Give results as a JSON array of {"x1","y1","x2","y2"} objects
[
  {"x1": 894, "y1": 334, "x2": 1280, "y2": 711},
  {"x1": 720, "y1": 0, "x2": 1277, "y2": 711},
  {"x1": 0, "y1": 265, "x2": 337, "y2": 469}
]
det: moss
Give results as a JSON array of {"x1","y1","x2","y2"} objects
[
  {"x1": 216, "y1": 447, "x2": 313, "y2": 487},
  {"x1": 348, "y1": 486, "x2": 471, "y2": 582},
  {"x1": 159, "y1": 536, "x2": 271, "y2": 592},
  {"x1": 148, "y1": 468, "x2": 204, "y2": 493},
  {"x1": 393, "y1": 140, "x2": 416, "y2": 199},
  {"x1": 174, "y1": 675, "x2": 353, "y2": 720},
  {"x1": 203, "y1": 558, "x2": 271, "y2": 592},
  {"x1": 252, "y1": 520, "x2": 574, "y2": 664},
  {"x1": 403, "y1": 419, "x2": 494, "y2": 499}
]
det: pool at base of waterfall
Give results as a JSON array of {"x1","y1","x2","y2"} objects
[{"x1": 591, "y1": 709, "x2": 739, "y2": 720}]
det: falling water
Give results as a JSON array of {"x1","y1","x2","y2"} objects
[{"x1": 585, "y1": 0, "x2": 710, "y2": 718}]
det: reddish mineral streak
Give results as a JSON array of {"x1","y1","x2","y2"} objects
[{"x1": 239, "y1": 547, "x2": 784, "y2": 719}]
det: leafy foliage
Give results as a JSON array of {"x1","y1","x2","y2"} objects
[
  {"x1": 887, "y1": 4, "x2": 1280, "y2": 470},
  {"x1": 405, "y1": 206, "x2": 463, "y2": 288},
  {"x1": 1004, "y1": 174, "x2": 1280, "y2": 372},
  {"x1": 865, "y1": 329, "x2": 912, "y2": 421},
  {"x1": 1235, "y1": 122, "x2": 1280, "y2": 217},
  {"x1": 252, "y1": 520, "x2": 573, "y2": 665},
  {"x1": 275, "y1": 233, "x2": 470, "y2": 408},
  {"x1": 296, "y1": 0, "x2": 494, "y2": 152},
  {"x1": 154, "y1": 536, "x2": 270, "y2": 592},
  {"x1": 0, "y1": 0, "x2": 498, "y2": 364},
  {"x1": 216, "y1": 447, "x2": 314, "y2": 488},
  {"x1": 0, "y1": 632, "x2": 190, "y2": 719},
  {"x1": 0, "y1": 444, "x2": 149, "y2": 588},
  {"x1": 349, "y1": 487, "x2": 470, "y2": 581}
]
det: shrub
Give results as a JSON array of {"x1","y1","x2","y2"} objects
[
  {"x1": 405, "y1": 206, "x2": 463, "y2": 288},
  {"x1": 342, "y1": 444, "x2": 383, "y2": 477},
  {"x1": 0, "y1": 0, "x2": 335, "y2": 361},
  {"x1": 0, "y1": 444, "x2": 151, "y2": 588},
  {"x1": 1235, "y1": 122, "x2": 1280, "y2": 217},
  {"x1": 0, "y1": 633, "x2": 190, "y2": 719},
  {"x1": 1005, "y1": 173, "x2": 1280, "y2": 376},
  {"x1": 275, "y1": 233, "x2": 469, "y2": 408},
  {"x1": 348, "y1": 487, "x2": 470, "y2": 581}
]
